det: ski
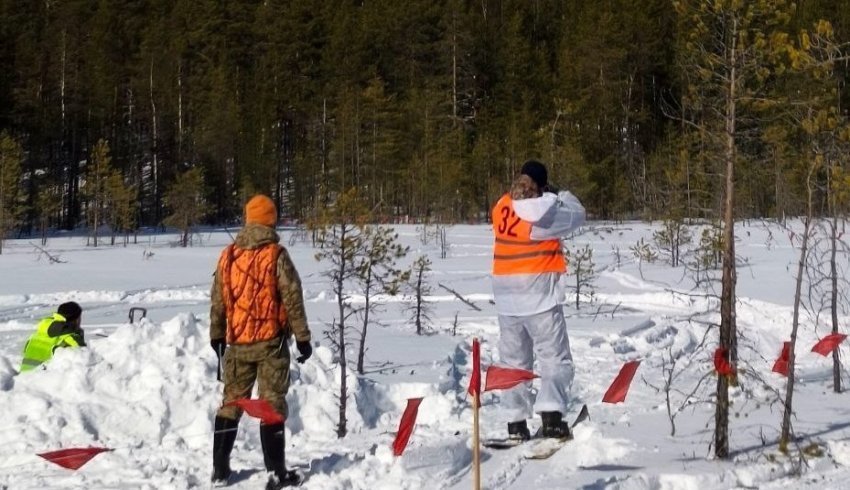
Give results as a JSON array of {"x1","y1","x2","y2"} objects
[
  {"x1": 481, "y1": 437, "x2": 526, "y2": 450},
  {"x1": 571, "y1": 404, "x2": 590, "y2": 428}
]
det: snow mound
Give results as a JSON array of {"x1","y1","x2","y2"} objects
[{"x1": 0, "y1": 314, "x2": 470, "y2": 489}]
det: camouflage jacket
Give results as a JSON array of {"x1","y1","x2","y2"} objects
[{"x1": 210, "y1": 224, "x2": 311, "y2": 343}]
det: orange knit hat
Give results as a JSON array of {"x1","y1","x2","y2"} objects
[{"x1": 245, "y1": 195, "x2": 277, "y2": 227}]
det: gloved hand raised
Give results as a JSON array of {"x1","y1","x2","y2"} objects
[{"x1": 296, "y1": 341, "x2": 312, "y2": 364}]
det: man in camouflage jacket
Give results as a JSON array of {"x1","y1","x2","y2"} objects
[{"x1": 209, "y1": 195, "x2": 312, "y2": 489}]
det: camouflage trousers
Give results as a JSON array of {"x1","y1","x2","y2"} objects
[{"x1": 217, "y1": 336, "x2": 290, "y2": 421}]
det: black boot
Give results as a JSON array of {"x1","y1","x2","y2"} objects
[
  {"x1": 212, "y1": 416, "x2": 239, "y2": 486},
  {"x1": 538, "y1": 411, "x2": 571, "y2": 440},
  {"x1": 260, "y1": 423, "x2": 301, "y2": 489},
  {"x1": 507, "y1": 420, "x2": 531, "y2": 442}
]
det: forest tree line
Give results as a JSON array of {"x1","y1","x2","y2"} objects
[{"x1": 1, "y1": 0, "x2": 850, "y2": 241}]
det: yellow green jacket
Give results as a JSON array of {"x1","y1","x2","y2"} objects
[{"x1": 20, "y1": 313, "x2": 86, "y2": 372}]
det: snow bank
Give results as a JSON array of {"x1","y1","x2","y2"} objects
[
  {"x1": 0, "y1": 314, "x2": 216, "y2": 488},
  {"x1": 0, "y1": 314, "x2": 469, "y2": 489}
]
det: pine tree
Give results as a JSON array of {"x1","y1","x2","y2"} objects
[
  {"x1": 36, "y1": 184, "x2": 61, "y2": 246},
  {"x1": 776, "y1": 20, "x2": 849, "y2": 451},
  {"x1": 0, "y1": 132, "x2": 24, "y2": 254},
  {"x1": 355, "y1": 225, "x2": 409, "y2": 373},
  {"x1": 162, "y1": 167, "x2": 207, "y2": 247},
  {"x1": 311, "y1": 188, "x2": 371, "y2": 438},
  {"x1": 408, "y1": 255, "x2": 433, "y2": 335},
  {"x1": 105, "y1": 172, "x2": 137, "y2": 246},
  {"x1": 566, "y1": 244, "x2": 596, "y2": 309},
  {"x1": 673, "y1": 0, "x2": 796, "y2": 459},
  {"x1": 85, "y1": 139, "x2": 115, "y2": 248}
]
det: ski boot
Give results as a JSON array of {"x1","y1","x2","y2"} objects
[
  {"x1": 507, "y1": 420, "x2": 531, "y2": 442},
  {"x1": 537, "y1": 411, "x2": 572, "y2": 440}
]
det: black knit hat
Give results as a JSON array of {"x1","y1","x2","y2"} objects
[
  {"x1": 58, "y1": 302, "x2": 82, "y2": 322},
  {"x1": 521, "y1": 160, "x2": 548, "y2": 189}
]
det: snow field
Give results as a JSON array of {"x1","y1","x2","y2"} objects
[{"x1": 0, "y1": 222, "x2": 849, "y2": 488}]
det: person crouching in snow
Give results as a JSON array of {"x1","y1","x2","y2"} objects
[
  {"x1": 20, "y1": 302, "x2": 86, "y2": 372},
  {"x1": 209, "y1": 194, "x2": 313, "y2": 489},
  {"x1": 491, "y1": 160, "x2": 586, "y2": 441}
]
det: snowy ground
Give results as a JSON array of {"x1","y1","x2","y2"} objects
[{"x1": 1, "y1": 221, "x2": 850, "y2": 489}]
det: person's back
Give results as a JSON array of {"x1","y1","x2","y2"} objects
[
  {"x1": 490, "y1": 161, "x2": 585, "y2": 441},
  {"x1": 209, "y1": 195, "x2": 312, "y2": 489},
  {"x1": 491, "y1": 170, "x2": 586, "y2": 316},
  {"x1": 20, "y1": 302, "x2": 85, "y2": 372},
  {"x1": 216, "y1": 223, "x2": 288, "y2": 345}
]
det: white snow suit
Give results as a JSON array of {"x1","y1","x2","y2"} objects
[{"x1": 491, "y1": 190, "x2": 586, "y2": 422}]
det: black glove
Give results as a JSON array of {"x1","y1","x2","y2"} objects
[
  {"x1": 296, "y1": 341, "x2": 313, "y2": 364},
  {"x1": 211, "y1": 338, "x2": 226, "y2": 358}
]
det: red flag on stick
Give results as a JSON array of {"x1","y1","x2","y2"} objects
[
  {"x1": 602, "y1": 360, "x2": 641, "y2": 404},
  {"x1": 392, "y1": 397, "x2": 424, "y2": 456},
  {"x1": 811, "y1": 333, "x2": 847, "y2": 356},
  {"x1": 224, "y1": 398, "x2": 285, "y2": 424},
  {"x1": 714, "y1": 347, "x2": 736, "y2": 376},
  {"x1": 483, "y1": 365, "x2": 537, "y2": 392},
  {"x1": 772, "y1": 342, "x2": 791, "y2": 376},
  {"x1": 38, "y1": 447, "x2": 112, "y2": 470},
  {"x1": 467, "y1": 338, "x2": 481, "y2": 406}
]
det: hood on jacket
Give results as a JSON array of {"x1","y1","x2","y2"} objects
[{"x1": 234, "y1": 223, "x2": 280, "y2": 249}]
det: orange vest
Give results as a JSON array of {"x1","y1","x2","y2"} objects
[
  {"x1": 217, "y1": 243, "x2": 288, "y2": 344},
  {"x1": 491, "y1": 193, "x2": 566, "y2": 276}
]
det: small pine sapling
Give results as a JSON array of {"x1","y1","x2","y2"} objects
[
  {"x1": 630, "y1": 237, "x2": 658, "y2": 278},
  {"x1": 566, "y1": 244, "x2": 597, "y2": 309},
  {"x1": 354, "y1": 225, "x2": 410, "y2": 374},
  {"x1": 653, "y1": 219, "x2": 692, "y2": 267},
  {"x1": 408, "y1": 255, "x2": 433, "y2": 335},
  {"x1": 311, "y1": 188, "x2": 370, "y2": 438}
]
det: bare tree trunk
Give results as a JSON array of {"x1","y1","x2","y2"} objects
[
  {"x1": 715, "y1": 17, "x2": 739, "y2": 460},
  {"x1": 357, "y1": 266, "x2": 372, "y2": 375},
  {"x1": 322, "y1": 98, "x2": 327, "y2": 201},
  {"x1": 774, "y1": 148, "x2": 783, "y2": 222},
  {"x1": 91, "y1": 155, "x2": 100, "y2": 248},
  {"x1": 177, "y1": 60, "x2": 183, "y2": 161},
  {"x1": 575, "y1": 268, "x2": 581, "y2": 310},
  {"x1": 830, "y1": 213, "x2": 841, "y2": 393},
  {"x1": 372, "y1": 122, "x2": 377, "y2": 208},
  {"x1": 354, "y1": 99, "x2": 360, "y2": 189},
  {"x1": 150, "y1": 59, "x2": 159, "y2": 225},
  {"x1": 92, "y1": 202, "x2": 99, "y2": 247},
  {"x1": 452, "y1": 9, "x2": 458, "y2": 126},
  {"x1": 780, "y1": 167, "x2": 815, "y2": 451},
  {"x1": 416, "y1": 268, "x2": 423, "y2": 335},
  {"x1": 60, "y1": 30, "x2": 66, "y2": 127},
  {"x1": 337, "y1": 224, "x2": 349, "y2": 438}
]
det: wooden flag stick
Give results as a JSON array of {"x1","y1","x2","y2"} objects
[{"x1": 473, "y1": 390, "x2": 480, "y2": 490}]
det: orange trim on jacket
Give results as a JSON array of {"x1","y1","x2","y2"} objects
[
  {"x1": 217, "y1": 243, "x2": 288, "y2": 344},
  {"x1": 491, "y1": 193, "x2": 566, "y2": 276}
]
